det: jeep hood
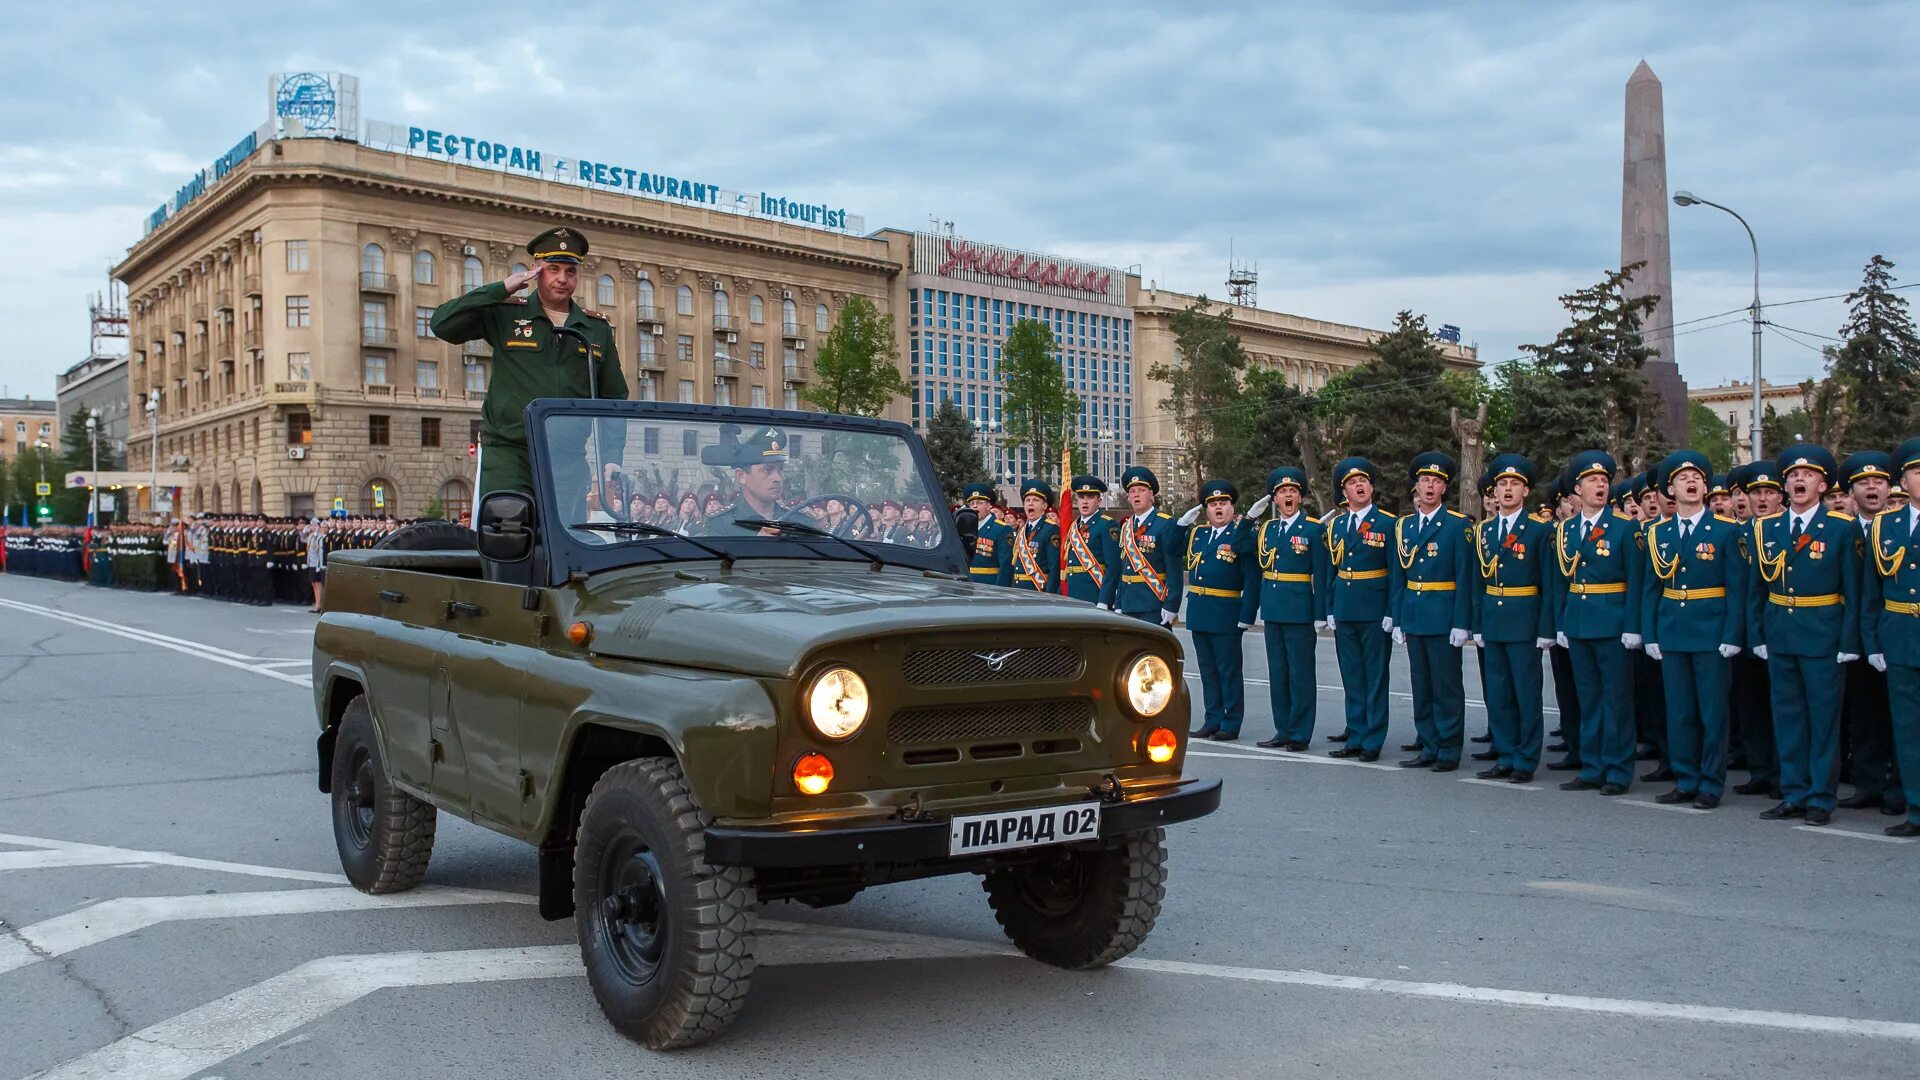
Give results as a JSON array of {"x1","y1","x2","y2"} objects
[{"x1": 572, "y1": 562, "x2": 1160, "y2": 677}]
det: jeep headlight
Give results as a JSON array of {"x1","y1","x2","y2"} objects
[
  {"x1": 1123, "y1": 654, "x2": 1174, "y2": 718},
  {"x1": 806, "y1": 666, "x2": 869, "y2": 740}
]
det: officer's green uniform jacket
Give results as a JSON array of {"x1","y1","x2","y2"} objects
[
  {"x1": 1639, "y1": 511, "x2": 1747, "y2": 652},
  {"x1": 1389, "y1": 507, "x2": 1473, "y2": 635},
  {"x1": 999, "y1": 517, "x2": 1062, "y2": 591},
  {"x1": 1745, "y1": 508, "x2": 1863, "y2": 657},
  {"x1": 1470, "y1": 511, "x2": 1556, "y2": 642},
  {"x1": 1864, "y1": 506, "x2": 1920, "y2": 667},
  {"x1": 969, "y1": 517, "x2": 1012, "y2": 582}
]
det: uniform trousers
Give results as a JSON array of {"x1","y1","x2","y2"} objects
[
  {"x1": 1190, "y1": 630, "x2": 1246, "y2": 736},
  {"x1": 1843, "y1": 659, "x2": 1901, "y2": 803},
  {"x1": 1634, "y1": 651, "x2": 1669, "y2": 767},
  {"x1": 1262, "y1": 622, "x2": 1317, "y2": 744},
  {"x1": 1730, "y1": 653, "x2": 1777, "y2": 784},
  {"x1": 1661, "y1": 651, "x2": 1730, "y2": 798},
  {"x1": 1334, "y1": 621, "x2": 1392, "y2": 752},
  {"x1": 1404, "y1": 633, "x2": 1465, "y2": 763},
  {"x1": 1571, "y1": 638, "x2": 1635, "y2": 787},
  {"x1": 1770, "y1": 654, "x2": 1844, "y2": 812},
  {"x1": 1550, "y1": 644, "x2": 1581, "y2": 763},
  {"x1": 1886, "y1": 664, "x2": 1920, "y2": 827},
  {"x1": 1484, "y1": 641, "x2": 1545, "y2": 774}
]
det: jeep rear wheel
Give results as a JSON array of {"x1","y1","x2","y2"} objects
[
  {"x1": 329, "y1": 696, "x2": 436, "y2": 894},
  {"x1": 574, "y1": 758, "x2": 756, "y2": 1050},
  {"x1": 982, "y1": 828, "x2": 1166, "y2": 969}
]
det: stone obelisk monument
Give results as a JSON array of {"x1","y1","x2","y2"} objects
[{"x1": 1622, "y1": 60, "x2": 1689, "y2": 442}]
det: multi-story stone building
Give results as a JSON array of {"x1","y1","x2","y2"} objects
[
  {"x1": 55, "y1": 354, "x2": 131, "y2": 458},
  {"x1": 1, "y1": 397, "x2": 59, "y2": 463},
  {"x1": 1687, "y1": 378, "x2": 1805, "y2": 465}
]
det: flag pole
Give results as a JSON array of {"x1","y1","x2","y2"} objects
[{"x1": 1058, "y1": 442, "x2": 1073, "y2": 595}]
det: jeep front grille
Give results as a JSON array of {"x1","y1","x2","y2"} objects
[
  {"x1": 886, "y1": 699, "x2": 1094, "y2": 745},
  {"x1": 899, "y1": 644, "x2": 1083, "y2": 687}
]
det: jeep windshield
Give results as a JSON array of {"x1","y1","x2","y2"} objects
[{"x1": 530, "y1": 401, "x2": 963, "y2": 577}]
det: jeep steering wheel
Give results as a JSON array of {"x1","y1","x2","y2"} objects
[{"x1": 782, "y1": 493, "x2": 873, "y2": 539}]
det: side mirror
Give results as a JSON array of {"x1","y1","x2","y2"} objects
[
  {"x1": 477, "y1": 491, "x2": 535, "y2": 563},
  {"x1": 954, "y1": 507, "x2": 979, "y2": 551}
]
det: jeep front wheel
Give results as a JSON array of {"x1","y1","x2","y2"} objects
[
  {"x1": 982, "y1": 827, "x2": 1167, "y2": 969},
  {"x1": 574, "y1": 758, "x2": 757, "y2": 1050},
  {"x1": 329, "y1": 696, "x2": 436, "y2": 893}
]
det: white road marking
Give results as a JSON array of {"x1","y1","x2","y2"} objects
[
  {"x1": 0, "y1": 886, "x2": 536, "y2": 976},
  {"x1": 0, "y1": 598, "x2": 311, "y2": 687},
  {"x1": 250, "y1": 659, "x2": 313, "y2": 670},
  {"x1": 0, "y1": 833, "x2": 346, "y2": 885},
  {"x1": 1616, "y1": 799, "x2": 1710, "y2": 815},
  {"x1": 1186, "y1": 747, "x2": 1401, "y2": 772},
  {"x1": 1458, "y1": 777, "x2": 1542, "y2": 791},
  {"x1": 1792, "y1": 825, "x2": 1916, "y2": 844}
]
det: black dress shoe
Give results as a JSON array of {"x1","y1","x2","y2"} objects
[
  {"x1": 1256, "y1": 737, "x2": 1287, "y2": 749},
  {"x1": 1328, "y1": 746, "x2": 1364, "y2": 758},
  {"x1": 1559, "y1": 778, "x2": 1601, "y2": 791},
  {"x1": 1284, "y1": 741, "x2": 1310, "y2": 752},
  {"x1": 1770, "y1": 788, "x2": 1784, "y2": 801},
  {"x1": 1693, "y1": 793, "x2": 1721, "y2": 810},
  {"x1": 1599, "y1": 783, "x2": 1629, "y2": 796},
  {"x1": 1477, "y1": 765, "x2": 1514, "y2": 780},
  {"x1": 1210, "y1": 732, "x2": 1240, "y2": 742},
  {"x1": 1635, "y1": 744, "x2": 1659, "y2": 761},
  {"x1": 1401, "y1": 740, "x2": 1425, "y2": 752},
  {"x1": 1471, "y1": 733, "x2": 1492, "y2": 744},
  {"x1": 1805, "y1": 807, "x2": 1832, "y2": 826},
  {"x1": 1884, "y1": 821, "x2": 1920, "y2": 838},
  {"x1": 1511, "y1": 771, "x2": 1535, "y2": 784},
  {"x1": 1399, "y1": 756, "x2": 1438, "y2": 768},
  {"x1": 1727, "y1": 756, "x2": 1750, "y2": 770},
  {"x1": 1547, "y1": 741, "x2": 1570, "y2": 753},
  {"x1": 1838, "y1": 792, "x2": 1883, "y2": 810},
  {"x1": 1641, "y1": 767, "x2": 1676, "y2": 783},
  {"x1": 1327, "y1": 732, "x2": 1350, "y2": 743},
  {"x1": 1470, "y1": 750, "x2": 1499, "y2": 761},
  {"x1": 1549, "y1": 727, "x2": 1564, "y2": 738},
  {"x1": 1884, "y1": 802, "x2": 1908, "y2": 817},
  {"x1": 1358, "y1": 750, "x2": 1380, "y2": 762},
  {"x1": 1758, "y1": 802, "x2": 1806, "y2": 820},
  {"x1": 1546, "y1": 758, "x2": 1582, "y2": 771},
  {"x1": 1191, "y1": 728, "x2": 1220, "y2": 739},
  {"x1": 1430, "y1": 760, "x2": 1459, "y2": 774},
  {"x1": 1654, "y1": 788, "x2": 1694, "y2": 804},
  {"x1": 1732, "y1": 779, "x2": 1774, "y2": 796}
]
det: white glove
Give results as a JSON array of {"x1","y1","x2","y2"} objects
[
  {"x1": 1238, "y1": 622, "x2": 1254, "y2": 630},
  {"x1": 1313, "y1": 619, "x2": 1328, "y2": 631},
  {"x1": 1392, "y1": 627, "x2": 1406, "y2": 646},
  {"x1": 1473, "y1": 633, "x2": 1485, "y2": 648},
  {"x1": 1177, "y1": 505, "x2": 1202, "y2": 527},
  {"x1": 1535, "y1": 637, "x2": 1555, "y2": 650},
  {"x1": 1870, "y1": 653, "x2": 1888, "y2": 672},
  {"x1": 1753, "y1": 644, "x2": 1768, "y2": 661},
  {"x1": 1718, "y1": 643, "x2": 1741, "y2": 659},
  {"x1": 1382, "y1": 616, "x2": 1395, "y2": 633},
  {"x1": 1839, "y1": 653, "x2": 1861, "y2": 664},
  {"x1": 1246, "y1": 495, "x2": 1272, "y2": 520},
  {"x1": 1555, "y1": 632, "x2": 1569, "y2": 648},
  {"x1": 1325, "y1": 616, "x2": 1337, "y2": 631},
  {"x1": 1160, "y1": 608, "x2": 1177, "y2": 626},
  {"x1": 1644, "y1": 643, "x2": 1663, "y2": 661},
  {"x1": 1621, "y1": 633, "x2": 1643, "y2": 650},
  {"x1": 1449, "y1": 628, "x2": 1470, "y2": 648}
]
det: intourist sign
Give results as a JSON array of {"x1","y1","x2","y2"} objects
[{"x1": 937, "y1": 240, "x2": 1114, "y2": 296}]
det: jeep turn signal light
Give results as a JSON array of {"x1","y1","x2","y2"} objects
[
  {"x1": 567, "y1": 621, "x2": 593, "y2": 646},
  {"x1": 793, "y1": 752, "x2": 834, "y2": 795},
  {"x1": 1146, "y1": 727, "x2": 1178, "y2": 764}
]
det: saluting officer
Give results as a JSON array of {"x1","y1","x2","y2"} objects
[
  {"x1": 1105, "y1": 466, "x2": 1187, "y2": 627},
  {"x1": 963, "y1": 483, "x2": 1011, "y2": 583},
  {"x1": 1471, "y1": 454, "x2": 1556, "y2": 783},
  {"x1": 1062, "y1": 475, "x2": 1118, "y2": 606},
  {"x1": 1389, "y1": 452, "x2": 1474, "y2": 771},
  {"x1": 1184, "y1": 479, "x2": 1260, "y2": 741},
  {"x1": 1001, "y1": 479, "x2": 1061, "y2": 592},
  {"x1": 1326, "y1": 457, "x2": 1396, "y2": 762},
  {"x1": 1553, "y1": 450, "x2": 1645, "y2": 796},
  {"x1": 1749, "y1": 444, "x2": 1863, "y2": 826},
  {"x1": 1254, "y1": 467, "x2": 1328, "y2": 750},
  {"x1": 1639, "y1": 450, "x2": 1748, "y2": 809},
  {"x1": 1838, "y1": 451, "x2": 1904, "y2": 816},
  {"x1": 1862, "y1": 436, "x2": 1920, "y2": 837}
]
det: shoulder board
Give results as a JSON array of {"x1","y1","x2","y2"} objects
[
  {"x1": 1155, "y1": 512, "x2": 1171, "y2": 520},
  {"x1": 1826, "y1": 510, "x2": 1855, "y2": 522},
  {"x1": 1758, "y1": 511, "x2": 1784, "y2": 521},
  {"x1": 1714, "y1": 513, "x2": 1737, "y2": 524},
  {"x1": 1876, "y1": 507, "x2": 1903, "y2": 518},
  {"x1": 1305, "y1": 515, "x2": 1320, "y2": 525},
  {"x1": 505, "y1": 296, "x2": 528, "y2": 304},
  {"x1": 1446, "y1": 509, "x2": 1467, "y2": 519},
  {"x1": 583, "y1": 308, "x2": 609, "y2": 320}
]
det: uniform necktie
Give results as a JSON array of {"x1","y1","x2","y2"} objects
[
  {"x1": 1681, "y1": 519, "x2": 1692, "y2": 542},
  {"x1": 1580, "y1": 518, "x2": 1591, "y2": 542},
  {"x1": 1790, "y1": 515, "x2": 1804, "y2": 543}
]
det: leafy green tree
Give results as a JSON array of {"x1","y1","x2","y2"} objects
[
  {"x1": 802, "y1": 295, "x2": 909, "y2": 417},
  {"x1": 53, "y1": 408, "x2": 125, "y2": 524},
  {"x1": 1686, "y1": 400, "x2": 1736, "y2": 474},
  {"x1": 13, "y1": 443, "x2": 54, "y2": 523},
  {"x1": 1147, "y1": 298, "x2": 1247, "y2": 496},
  {"x1": 1512, "y1": 263, "x2": 1667, "y2": 475},
  {"x1": 1762, "y1": 402, "x2": 1814, "y2": 453},
  {"x1": 922, "y1": 396, "x2": 988, "y2": 505},
  {"x1": 0, "y1": 451, "x2": 12, "y2": 516},
  {"x1": 422, "y1": 496, "x2": 446, "y2": 521},
  {"x1": 1222, "y1": 367, "x2": 1317, "y2": 504},
  {"x1": 997, "y1": 318, "x2": 1078, "y2": 486},
  {"x1": 1321, "y1": 311, "x2": 1466, "y2": 514}
]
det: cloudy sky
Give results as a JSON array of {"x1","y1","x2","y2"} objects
[{"x1": 2, "y1": 1, "x2": 1914, "y2": 404}]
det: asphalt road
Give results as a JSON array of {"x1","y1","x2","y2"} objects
[{"x1": 3, "y1": 573, "x2": 1918, "y2": 1079}]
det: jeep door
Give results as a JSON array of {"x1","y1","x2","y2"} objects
[{"x1": 434, "y1": 576, "x2": 536, "y2": 828}]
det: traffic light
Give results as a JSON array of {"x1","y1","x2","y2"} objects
[{"x1": 35, "y1": 502, "x2": 51, "y2": 521}]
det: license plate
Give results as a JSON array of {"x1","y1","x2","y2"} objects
[{"x1": 948, "y1": 803, "x2": 1101, "y2": 856}]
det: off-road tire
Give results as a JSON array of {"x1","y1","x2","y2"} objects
[
  {"x1": 574, "y1": 758, "x2": 756, "y2": 1050},
  {"x1": 329, "y1": 696, "x2": 436, "y2": 894},
  {"x1": 982, "y1": 827, "x2": 1167, "y2": 969},
  {"x1": 374, "y1": 519, "x2": 476, "y2": 551}
]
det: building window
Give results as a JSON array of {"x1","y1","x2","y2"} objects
[
  {"x1": 750, "y1": 342, "x2": 765, "y2": 368},
  {"x1": 784, "y1": 387, "x2": 799, "y2": 410},
  {"x1": 643, "y1": 427, "x2": 660, "y2": 454},
  {"x1": 815, "y1": 303, "x2": 830, "y2": 332},
  {"x1": 511, "y1": 262, "x2": 528, "y2": 278},
  {"x1": 414, "y1": 307, "x2": 433, "y2": 337},
  {"x1": 361, "y1": 479, "x2": 393, "y2": 516},
  {"x1": 439, "y1": 478, "x2": 470, "y2": 523},
  {"x1": 288, "y1": 352, "x2": 311, "y2": 380},
  {"x1": 714, "y1": 290, "x2": 730, "y2": 320},
  {"x1": 637, "y1": 277, "x2": 654, "y2": 312},
  {"x1": 715, "y1": 382, "x2": 733, "y2": 407},
  {"x1": 676, "y1": 285, "x2": 694, "y2": 316},
  {"x1": 362, "y1": 300, "x2": 388, "y2": 331},
  {"x1": 462, "y1": 256, "x2": 484, "y2": 291},
  {"x1": 750, "y1": 385, "x2": 766, "y2": 408},
  {"x1": 286, "y1": 411, "x2": 312, "y2": 444},
  {"x1": 749, "y1": 295, "x2": 764, "y2": 324},
  {"x1": 361, "y1": 243, "x2": 385, "y2": 275},
  {"x1": 677, "y1": 379, "x2": 695, "y2": 403},
  {"x1": 420, "y1": 417, "x2": 441, "y2": 447},
  {"x1": 368, "y1": 414, "x2": 390, "y2": 445},
  {"x1": 782, "y1": 297, "x2": 798, "y2": 331},
  {"x1": 597, "y1": 274, "x2": 616, "y2": 307},
  {"x1": 414, "y1": 249, "x2": 435, "y2": 284},
  {"x1": 364, "y1": 354, "x2": 388, "y2": 385},
  {"x1": 286, "y1": 240, "x2": 309, "y2": 273},
  {"x1": 637, "y1": 334, "x2": 656, "y2": 368},
  {"x1": 784, "y1": 343, "x2": 798, "y2": 368},
  {"x1": 285, "y1": 296, "x2": 310, "y2": 328},
  {"x1": 416, "y1": 360, "x2": 440, "y2": 395},
  {"x1": 635, "y1": 375, "x2": 656, "y2": 401},
  {"x1": 677, "y1": 335, "x2": 693, "y2": 362},
  {"x1": 682, "y1": 430, "x2": 698, "y2": 456},
  {"x1": 464, "y1": 359, "x2": 487, "y2": 392}
]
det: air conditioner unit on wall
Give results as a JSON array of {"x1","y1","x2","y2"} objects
[
  {"x1": 781, "y1": 290, "x2": 793, "y2": 300},
  {"x1": 463, "y1": 245, "x2": 478, "y2": 256},
  {"x1": 725, "y1": 332, "x2": 738, "y2": 344},
  {"x1": 795, "y1": 340, "x2": 806, "y2": 351},
  {"x1": 711, "y1": 280, "x2": 723, "y2": 292},
  {"x1": 288, "y1": 446, "x2": 308, "y2": 461},
  {"x1": 651, "y1": 325, "x2": 665, "y2": 336}
]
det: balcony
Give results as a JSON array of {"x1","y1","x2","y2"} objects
[
  {"x1": 712, "y1": 314, "x2": 741, "y2": 334},
  {"x1": 243, "y1": 273, "x2": 262, "y2": 297},
  {"x1": 782, "y1": 362, "x2": 814, "y2": 384},
  {"x1": 190, "y1": 342, "x2": 209, "y2": 371},
  {"x1": 781, "y1": 321, "x2": 804, "y2": 340},
  {"x1": 169, "y1": 314, "x2": 185, "y2": 333},
  {"x1": 364, "y1": 383, "x2": 395, "y2": 397},
  {"x1": 192, "y1": 303, "x2": 207, "y2": 322},
  {"x1": 213, "y1": 289, "x2": 233, "y2": 311},
  {"x1": 712, "y1": 357, "x2": 743, "y2": 379},
  {"x1": 360, "y1": 272, "x2": 398, "y2": 294},
  {"x1": 635, "y1": 351, "x2": 666, "y2": 373},
  {"x1": 361, "y1": 326, "x2": 398, "y2": 347},
  {"x1": 635, "y1": 305, "x2": 664, "y2": 326},
  {"x1": 243, "y1": 327, "x2": 262, "y2": 350}
]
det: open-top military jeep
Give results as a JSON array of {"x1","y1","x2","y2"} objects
[{"x1": 313, "y1": 399, "x2": 1219, "y2": 1048}]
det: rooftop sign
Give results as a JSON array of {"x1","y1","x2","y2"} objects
[{"x1": 911, "y1": 233, "x2": 1125, "y2": 305}]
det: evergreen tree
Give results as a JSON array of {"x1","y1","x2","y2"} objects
[
  {"x1": 802, "y1": 295, "x2": 909, "y2": 417},
  {"x1": 997, "y1": 319, "x2": 1078, "y2": 485},
  {"x1": 54, "y1": 407, "x2": 123, "y2": 524},
  {"x1": 13, "y1": 443, "x2": 53, "y2": 523},
  {"x1": 1225, "y1": 367, "x2": 1317, "y2": 504},
  {"x1": 1146, "y1": 297, "x2": 1246, "y2": 496},
  {"x1": 922, "y1": 396, "x2": 988, "y2": 505},
  {"x1": 1815, "y1": 255, "x2": 1920, "y2": 453},
  {"x1": 1321, "y1": 311, "x2": 1465, "y2": 513},
  {"x1": 1512, "y1": 263, "x2": 1666, "y2": 474}
]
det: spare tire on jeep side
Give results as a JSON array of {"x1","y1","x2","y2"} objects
[{"x1": 374, "y1": 519, "x2": 477, "y2": 551}]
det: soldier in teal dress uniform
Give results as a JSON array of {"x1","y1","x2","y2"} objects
[
  {"x1": 1103, "y1": 466, "x2": 1187, "y2": 627},
  {"x1": 1326, "y1": 457, "x2": 1397, "y2": 762},
  {"x1": 1553, "y1": 450, "x2": 1645, "y2": 795},
  {"x1": 963, "y1": 483, "x2": 1011, "y2": 584},
  {"x1": 1470, "y1": 453, "x2": 1557, "y2": 782},
  {"x1": 999, "y1": 479, "x2": 1062, "y2": 592},
  {"x1": 1184, "y1": 479, "x2": 1260, "y2": 740},
  {"x1": 1062, "y1": 475, "x2": 1119, "y2": 606},
  {"x1": 1837, "y1": 451, "x2": 1903, "y2": 816},
  {"x1": 1253, "y1": 467, "x2": 1328, "y2": 750},
  {"x1": 1862, "y1": 437, "x2": 1920, "y2": 837},
  {"x1": 1389, "y1": 451, "x2": 1475, "y2": 771}
]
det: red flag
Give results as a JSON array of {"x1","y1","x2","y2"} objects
[{"x1": 1057, "y1": 445, "x2": 1074, "y2": 595}]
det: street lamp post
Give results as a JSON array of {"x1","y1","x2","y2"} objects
[
  {"x1": 146, "y1": 390, "x2": 159, "y2": 520},
  {"x1": 86, "y1": 412, "x2": 99, "y2": 527},
  {"x1": 34, "y1": 438, "x2": 50, "y2": 522},
  {"x1": 1672, "y1": 190, "x2": 1763, "y2": 463}
]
